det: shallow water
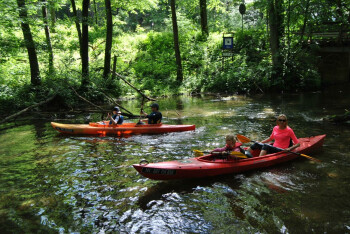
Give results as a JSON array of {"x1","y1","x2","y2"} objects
[{"x1": 1, "y1": 88, "x2": 350, "y2": 233}]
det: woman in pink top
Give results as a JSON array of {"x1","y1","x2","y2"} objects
[{"x1": 246, "y1": 114, "x2": 300, "y2": 157}]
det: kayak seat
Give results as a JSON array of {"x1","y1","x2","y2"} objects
[
  {"x1": 212, "y1": 154, "x2": 240, "y2": 162},
  {"x1": 199, "y1": 154, "x2": 241, "y2": 163}
]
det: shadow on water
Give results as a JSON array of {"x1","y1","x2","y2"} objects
[{"x1": 137, "y1": 175, "x2": 244, "y2": 210}]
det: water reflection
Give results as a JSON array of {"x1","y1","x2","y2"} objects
[{"x1": 1, "y1": 91, "x2": 350, "y2": 232}]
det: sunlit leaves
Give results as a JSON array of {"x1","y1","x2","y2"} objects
[{"x1": 114, "y1": 0, "x2": 159, "y2": 13}]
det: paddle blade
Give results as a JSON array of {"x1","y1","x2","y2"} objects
[
  {"x1": 236, "y1": 134, "x2": 251, "y2": 143},
  {"x1": 193, "y1": 150, "x2": 204, "y2": 156},
  {"x1": 230, "y1": 151, "x2": 248, "y2": 158},
  {"x1": 300, "y1": 154, "x2": 321, "y2": 163}
]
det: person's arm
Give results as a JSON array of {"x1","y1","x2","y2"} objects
[
  {"x1": 107, "y1": 113, "x2": 112, "y2": 122},
  {"x1": 286, "y1": 143, "x2": 300, "y2": 151},
  {"x1": 141, "y1": 110, "x2": 148, "y2": 117},
  {"x1": 286, "y1": 129, "x2": 300, "y2": 151},
  {"x1": 211, "y1": 146, "x2": 226, "y2": 152},
  {"x1": 105, "y1": 113, "x2": 110, "y2": 122},
  {"x1": 261, "y1": 129, "x2": 275, "y2": 143},
  {"x1": 261, "y1": 137, "x2": 273, "y2": 144},
  {"x1": 109, "y1": 114, "x2": 119, "y2": 125}
]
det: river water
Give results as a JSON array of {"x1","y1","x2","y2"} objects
[{"x1": 1, "y1": 88, "x2": 350, "y2": 233}]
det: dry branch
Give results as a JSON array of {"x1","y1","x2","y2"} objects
[
  {"x1": 99, "y1": 92, "x2": 134, "y2": 115},
  {"x1": 71, "y1": 87, "x2": 104, "y2": 111},
  {"x1": 70, "y1": 87, "x2": 138, "y2": 118},
  {"x1": 110, "y1": 70, "x2": 156, "y2": 101}
]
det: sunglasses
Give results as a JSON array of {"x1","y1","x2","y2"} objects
[{"x1": 278, "y1": 119, "x2": 287, "y2": 122}]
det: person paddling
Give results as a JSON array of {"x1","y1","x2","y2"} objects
[
  {"x1": 141, "y1": 103, "x2": 162, "y2": 124},
  {"x1": 246, "y1": 114, "x2": 300, "y2": 157},
  {"x1": 108, "y1": 106, "x2": 124, "y2": 125}
]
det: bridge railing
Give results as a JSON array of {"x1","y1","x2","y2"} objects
[{"x1": 293, "y1": 22, "x2": 350, "y2": 46}]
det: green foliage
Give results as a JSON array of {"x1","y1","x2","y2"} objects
[
  {"x1": 180, "y1": 29, "x2": 272, "y2": 94},
  {"x1": 128, "y1": 27, "x2": 272, "y2": 95},
  {"x1": 0, "y1": 0, "x2": 347, "y2": 115},
  {"x1": 133, "y1": 32, "x2": 175, "y2": 80},
  {"x1": 234, "y1": 29, "x2": 269, "y2": 65},
  {"x1": 283, "y1": 45, "x2": 321, "y2": 91},
  {"x1": 132, "y1": 31, "x2": 178, "y2": 94}
]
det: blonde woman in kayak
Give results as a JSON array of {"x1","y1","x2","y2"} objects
[{"x1": 246, "y1": 114, "x2": 300, "y2": 157}]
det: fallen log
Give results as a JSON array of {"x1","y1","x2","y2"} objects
[
  {"x1": 0, "y1": 94, "x2": 57, "y2": 124},
  {"x1": 324, "y1": 110, "x2": 350, "y2": 122}
]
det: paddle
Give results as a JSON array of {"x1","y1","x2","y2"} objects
[
  {"x1": 193, "y1": 150, "x2": 247, "y2": 159},
  {"x1": 236, "y1": 134, "x2": 321, "y2": 162},
  {"x1": 137, "y1": 97, "x2": 145, "y2": 125}
]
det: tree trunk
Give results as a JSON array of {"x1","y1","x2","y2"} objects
[
  {"x1": 266, "y1": 8, "x2": 269, "y2": 36},
  {"x1": 286, "y1": 0, "x2": 290, "y2": 52},
  {"x1": 42, "y1": 0, "x2": 54, "y2": 75},
  {"x1": 199, "y1": 0, "x2": 208, "y2": 37},
  {"x1": 70, "y1": 0, "x2": 82, "y2": 46},
  {"x1": 81, "y1": 0, "x2": 90, "y2": 88},
  {"x1": 49, "y1": 0, "x2": 56, "y2": 33},
  {"x1": 348, "y1": 2, "x2": 350, "y2": 24},
  {"x1": 93, "y1": 0, "x2": 98, "y2": 25},
  {"x1": 299, "y1": 0, "x2": 310, "y2": 44},
  {"x1": 103, "y1": 0, "x2": 113, "y2": 79},
  {"x1": 268, "y1": 0, "x2": 284, "y2": 86},
  {"x1": 17, "y1": 0, "x2": 41, "y2": 86},
  {"x1": 170, "y1": 0, "x2": 183, "y2": 83},
  {"x1": 335, "y1": 0, "x2": 345, "y2": 42},
  {"x1": 112, "y1": 55, "x2": 117, "y2": 80}
]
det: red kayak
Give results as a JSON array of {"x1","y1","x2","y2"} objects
[
  {"x1": 51, "y1": 122, "x2": 195, "y2": 136},
  {"x1": 133, "y1": 134, "x2": 326, "y2": 180}
]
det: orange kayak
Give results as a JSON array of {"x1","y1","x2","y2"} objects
[{"x1": 51, "y1": 122, "x2": 195, "y2": 136}]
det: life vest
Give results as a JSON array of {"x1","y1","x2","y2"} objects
[
  {"x1": 117, "y1": 115, "x2": 124, "y2": 124},
  {"x1": 225, "y1": 142, "x2": 242, "y2": 152},
  {"x1": 109, "y1": 115, "x2": 124, "y2": 125}
]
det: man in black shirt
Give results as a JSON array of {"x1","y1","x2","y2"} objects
[{"x1": 141, "y1": 103, "x2": 162, "y2": 124}]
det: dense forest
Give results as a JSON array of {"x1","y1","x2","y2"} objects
[{"x1": 0, "y1": 0, "x2": 349, "y2": 115}]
